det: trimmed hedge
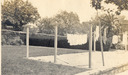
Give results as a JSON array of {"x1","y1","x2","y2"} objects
[
  {"x1": 28, "y1": 33, "x2": 110, "y2": 51},
  {"x1": 2, "y1": 30, "x2": 110, "y2": 51},
  {"x1": 28, "y1": 33, "x2": 70, "y2": 48}
]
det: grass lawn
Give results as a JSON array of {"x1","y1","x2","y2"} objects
[{"x1": 2, "y1": 45, "x2": 88, "y2": 75}]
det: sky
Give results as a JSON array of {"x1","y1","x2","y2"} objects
[
  {"x1": 27, "y1": 0, "x2": 128, "y2": 22},
  {"x1": 1, "y1": 0, "x2": 128, "y2": 22},
  {"x1": 27, "y1": 0, "x2": 97, "y2": 22}
]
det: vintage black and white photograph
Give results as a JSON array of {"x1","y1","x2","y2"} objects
[{"x1": 0, "y1": 0, "x2": 128, "y2": 75}]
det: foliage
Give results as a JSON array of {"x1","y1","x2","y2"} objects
[
  {"x1": 90, "y1": 0, "x2": 128, "y2": 50},
  {"x1": 23, "y1": 27, "x2": 39, "y2": 34},
  {"x1": 26, "y1": 33, "x2": 109, "y2": 51},
  {"x1": 2, "y1": 30, "x2": 110, "y2": 50},
  {"x1": 111, "y1": 43, "x2": 125, "y2": 50},
  {"x1": 92, "y1": 7, "x2": 125, "y2": 37},
  {"x1": 81, "y1": 22, "x2": 93, "y2": 34},
  {"x1": 99, "y1": 9, "x2": 122, "y2": 37},
  {"x1": 91, "y1": 0, "x2": 102, "y2": 10},
  {"x1": 91, "y1": 8, "x2": 125, "y2": 50},
  {"x1": 37, "y1": 11, "x2": 81, "y2": 35},
  {"x1": 2, "y1": 31, "x2": 24, "y2": 45},
  {"x1": 37, "y1": 17, "x2": 54, "y2": 34},
  {"x1": 2, "y1": 0, "x2": 40, "y2": 31},
  {"x1": 91, "y1": 0, "x2": 128, "y2": 14},
  {"x1": 104, "y1": 0, "x2": 128, "y2": 11},
  {"x1": 55, "y1": 11, "x2": 81, "y2": 35},
  {"x1": 28, "y1": 33, "x2": 69, "y2": 48}
]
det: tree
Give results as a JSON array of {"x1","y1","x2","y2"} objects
[
  {"x1": 81, "y1": 21, "x2": 96, "y2": 34},
  {"x1": 54, "y1": 11, "x2": 80, "y2": 35},
  {"x1": 91, "y1": 0, "x2": 128, "y2": 44},
  {"x1": 2, "y1": 0, "x2": 40, "y2": 30},
  {"x1": 92, "y1": 9, "x2": 124, "y2": 49},
  {"x1": 97, "y1": 9, "x2": 122, "y2": 36},
  {"x1": 37, "y1": 17, "x2": 54, "y2": 34},
  {"x1": 104, "y1": 0, "x2": 128, "y2": 11},
  {"x1": 91, "y1": 0, "x2": 128, "y2": 15},
  {"x1": 91, "y1": 0, "x2": 102, "y2": 10},
  {"x1": 37, "y1": 11, "x2": 81, "y2": 35}
]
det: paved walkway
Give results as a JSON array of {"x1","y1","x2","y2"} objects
[
  {"x1": 28, "y1": 50, "x2": 128, "y2": 75},
  {"x1": 116, "y1": 70, "x2": 128, "y2": 75}
]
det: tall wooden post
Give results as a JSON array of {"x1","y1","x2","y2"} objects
[
  {"x1": 125, "y1": 31, "x2": 128, "y2": 51},
  {"x1": 89, "y1": 23, "x2": 92, "y2": 68},
  {"x1": 99, "y1": 20, "x2": 105, "y2": 66},
  {"x1": 94, "y1": 31, "x2": 96, "y2": 52},
  {"x1": 0, "y1": 1, "x2": 2, "y2": 74},
  {"x1": 54, "y1": 25, "x2": 58, "y2": 63},
  {"x1": 26, "y1": 27, "x2": 29, "y2": 58},
  {"x1": 96, "y1": 7, "x2": 105, "y2": 66}
]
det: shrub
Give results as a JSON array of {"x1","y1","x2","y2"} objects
[
  {"x1": 115, "y1": 43, "x2": 125, "y2": 50},
  {"x1": 28, "y1": 33, "x2": 69, "y2": 48},
  {"x1": 28, "y1": 33, "x2": 110, "y2": 51},
  {"x1": 2, "y1": 30, "x2": 110, "y2": 51},
  {"x1": 2, "y1": 30, "x2": 24, "y2": 45}
]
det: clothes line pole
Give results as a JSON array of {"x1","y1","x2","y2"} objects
[
  {"x1": 125, "y1": 31, "x2": 128, "y2": 51},
  {"x1": 97, "y1": 9, "x2": 105, "y2": 66},
  {"x1": 26, "y1": 27, "x2": 29, "y2": 58},
  {"x1": 89, "y1": 23, "x2": 92, "y2": 68},
  {"x1": 0, "y1": 1, "x2": 2, "y2": 74},
  {"x1": 54, "y1": 25, "x2": 58, "y2": 63},
  {"x1": 94, "y1": 31, "x2": 96, "y2": 52},
  {"x1": 99, "y1": 20, "x2": 105, "y2": 66}
]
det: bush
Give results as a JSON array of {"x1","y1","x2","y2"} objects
[
  {"x1": 28, "y1": 33, "x2": 69, "y2": 48},
  {"x1": 28, "y1": 33, "x2": 110, "y2": 51},
  {"x1": 2, "y1": 30, "x2": 110, "y2": 51},
  {"x1": 23, "y1": 27, "x2": 39, "y2": 34},
  {"x1": 114, "y1": 43, "x2": 125, "y2": 50},
  {"x1": 2, "y1": 30, "x2": 24, "y2": 45}
]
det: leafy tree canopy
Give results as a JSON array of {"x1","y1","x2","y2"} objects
[
  {"x1": 37, "y1": 11, "x2": 81, "y2": 35},
  {"x1": 37, "y1": 17, "x2": 55, "y2": 34},
  {"x1": 92, "y1": 9, "x2": 124, "y2": 37},
  {"x1": 2, "y1": 0, "x2": 40, "y2": 30},
  {"x1": 104, "y1": 0, "x2": 128, "y2": 11},
  {"x1": 91, "y1": 0, "x2": 128, "y2": 14},
  {"x1": 55, "y1": 11, "x2": 80, "y2": 35}
]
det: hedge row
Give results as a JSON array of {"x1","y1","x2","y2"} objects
[
  {"x1": 2, "y1": 30, "x2": 110, "y2": 51},
  {"x1": 28, "y1": 34, "x2": 110, "y2": 51}
]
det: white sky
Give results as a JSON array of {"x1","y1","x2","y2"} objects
[
  {"x1": 27, "y1": 0, "x2": 128, "y2": 22},
  {"x1": 1, "y1": 0, "x2": 128, "y2": 22},
  {"x1": 27, "y1": 0, "x2": 97, "y2": 22}
]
